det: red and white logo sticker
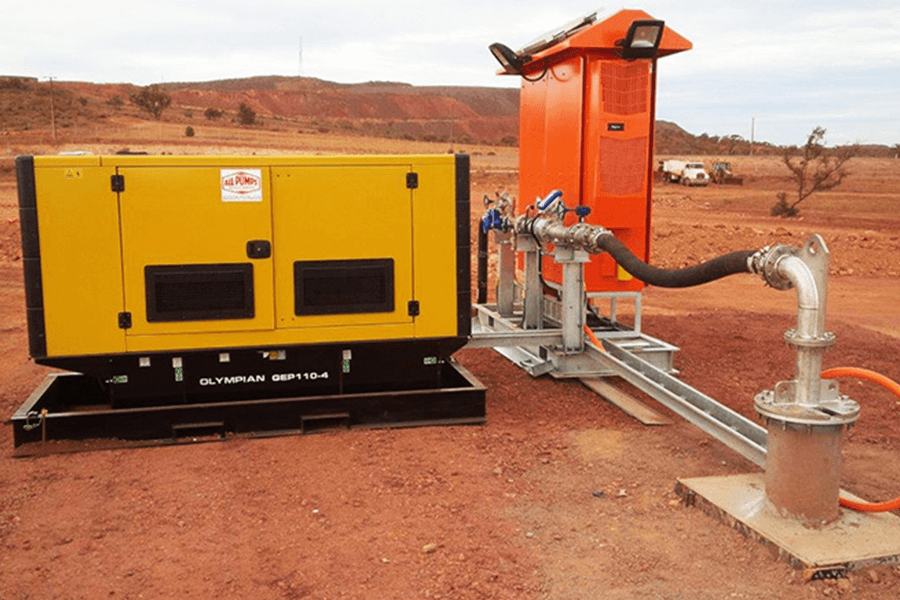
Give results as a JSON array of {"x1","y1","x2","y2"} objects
[{"x1": 221, "y1": 169, "x2": 262, "y2": 202}]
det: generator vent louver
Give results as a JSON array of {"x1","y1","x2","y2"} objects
[
  {"x1": 294, "y1": 258, "x2": 395, "y2": 316},
  {"x1": 145, "y1": 263, "x2": 255, "y2": 322},
  {"x1": 599, "y1": 137, "x2": 647, "y2": 195},
  {"x1": 601, "y1": 62, "x2": 649, "y2": 116}
]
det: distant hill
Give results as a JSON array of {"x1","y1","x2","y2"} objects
[
  {"x1": 0, "y1": 75, "x2": 893, "y2": 155},
  {"x1": 654, "y1": 120, "x2": 779, "y2": 156},
  {"x1": 160, "y1": 76, "x2": 520, "y2": 144}
]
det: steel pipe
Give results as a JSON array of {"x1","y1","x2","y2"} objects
[
  {"x1": 515, "y1": 215, "x2": 613, "y2": 255},
  {"x1": 774, "y1": 254, "x2": 825, "y2": 407}
]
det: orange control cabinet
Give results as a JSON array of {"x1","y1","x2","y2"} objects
[{"x1": 514, "y1": 10, "x2": 690, "y2": 291}]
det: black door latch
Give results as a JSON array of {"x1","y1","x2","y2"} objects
[{"x1": 246, "y1": 240, "x2": 271, "y2": 259}]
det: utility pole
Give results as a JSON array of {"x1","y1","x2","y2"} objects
[
  {"x1": 750, "y1": 117, "x2": 755, "y2": 156},
  {"x1": 298, "y1": 36, "x2": 303, "y2": 76},
  {"x1": 48, "y1": 77, "x2": 58, "y2": 144}
]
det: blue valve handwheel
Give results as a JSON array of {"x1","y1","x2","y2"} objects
[{"x1": 537, "y1": 189, "x2": 563, "y2": 211}]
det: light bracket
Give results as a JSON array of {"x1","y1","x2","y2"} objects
[
  {"x1": 488, "y1": 42, "x2": 531, "y2": 75},
  {"x1": 616, "y1": 19, "x2": 665, "y2": 60}
]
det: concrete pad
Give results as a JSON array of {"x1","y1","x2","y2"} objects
[{"x1": 675, "y1": 473, "x2": 900, "y2": 573}]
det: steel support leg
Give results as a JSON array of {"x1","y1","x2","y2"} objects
[
  {"x1": 520, "y1": 237, "x2": 542, "y2": 330},
  {"x1": 497, "y1": 233, "x2": 515, "y2": 317},
  {"x1": 554, "y1": 246, "x2": 590, "y2": 354}
]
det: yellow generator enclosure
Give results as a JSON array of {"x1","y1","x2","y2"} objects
[{"x1": 15, "y1": 153, "x2": 481, "y2": 432}]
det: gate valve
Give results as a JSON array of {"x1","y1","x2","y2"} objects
[
  {"x1": 536, "y1": 189, "x2": 564, "y2": 212},
  {"x1": 480, "y1": 212, "x2": 494, "y2": 233},
  {"x1": 481, "y1": 207, "x2": 510, "y2": 233}
]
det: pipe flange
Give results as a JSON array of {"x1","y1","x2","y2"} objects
[
  {"x1": 749, "y1": 245, "x2": 799, "y2": 290},
  {"x1": 754, "y1": 380, "x2": 859, "y2": 428},
  {"x1": 783, "y1": 328, "x2": 836, "y2": 349}
]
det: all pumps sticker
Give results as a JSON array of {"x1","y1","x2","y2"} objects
[{"x1": 221, "y1": 169, "x2": 263, "y2": 202}]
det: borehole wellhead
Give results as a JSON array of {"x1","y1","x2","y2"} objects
[
  {"x1": 749, "y1": 234, "x2": 859, "y2": 526},
  {"x1": 749, "y1": 235, "x2": 859, "y2": 424}
]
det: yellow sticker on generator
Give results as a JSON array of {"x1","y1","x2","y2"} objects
[{"x1": 64, "y1": 168, "x2": 83, "y2": 179}]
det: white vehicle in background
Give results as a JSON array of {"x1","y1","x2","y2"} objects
[{"x1": 660, "y1": 159, "x2": 710, "y2": 186}]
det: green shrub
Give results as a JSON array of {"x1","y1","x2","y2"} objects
[{"x1": 237, "y1": 103, "x2": 256, "y2": 125}]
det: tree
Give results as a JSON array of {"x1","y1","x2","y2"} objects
[
  {"x1": 723, "y1": 134, "x2": 745, "y2": 156},
  {"x1": 237, "y1": 102, "x2": 256, "y2": 125},
  {"x1": 129, "y1": 85, "x2": 171, "y2": 119},
  {"x1": 771, "y1": 126, "x2": 857, "y2": 217},
  {"x1": 204, "y1": 107, "x2": 223, "y2": 120}
]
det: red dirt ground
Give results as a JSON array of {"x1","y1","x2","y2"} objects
[{"x1": 1, "y1": 151, "x2": 899, "y2": 599}]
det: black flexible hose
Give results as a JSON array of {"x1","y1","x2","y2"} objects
[{"x1": 597, "y1": 236, "x2": 755, "y2": 288}]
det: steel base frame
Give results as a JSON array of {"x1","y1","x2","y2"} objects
[
  {"x1": 469, "y1": 298, "x2": 677, "y2": 377},
  {"x1": 10, "y1": 360, "x2": 486, "y2": 456},
  {"x1": 469, "y1": 296, "x2": 769, "y2": 467}
]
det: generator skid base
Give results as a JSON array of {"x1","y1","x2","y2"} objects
[{"x1": 11, "y1": 347, "x2": 486, "y2": 456}]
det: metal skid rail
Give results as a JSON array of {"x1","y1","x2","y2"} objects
[{"x1": 468, "y1": 301, "x2": 767, "y2": 467}]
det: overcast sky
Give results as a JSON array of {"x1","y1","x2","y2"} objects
[{"x1": 5, "y1": 1, "x2": 899, "y2": 146}]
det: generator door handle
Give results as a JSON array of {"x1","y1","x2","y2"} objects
[{"x1": 246, "y1": 240, "x2": 271, "y2": 259}]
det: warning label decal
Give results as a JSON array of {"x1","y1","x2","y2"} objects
[{"x1": 221, "y1": 169, "x2": 263, "y2": 202}]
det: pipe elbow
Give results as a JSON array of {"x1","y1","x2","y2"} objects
[
  {"x1": 775, "y1": 255, "x2": 819, "y2": 311},
  {"x1": 775, "y1": 254, "x2": 823, "y2": 340}
]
